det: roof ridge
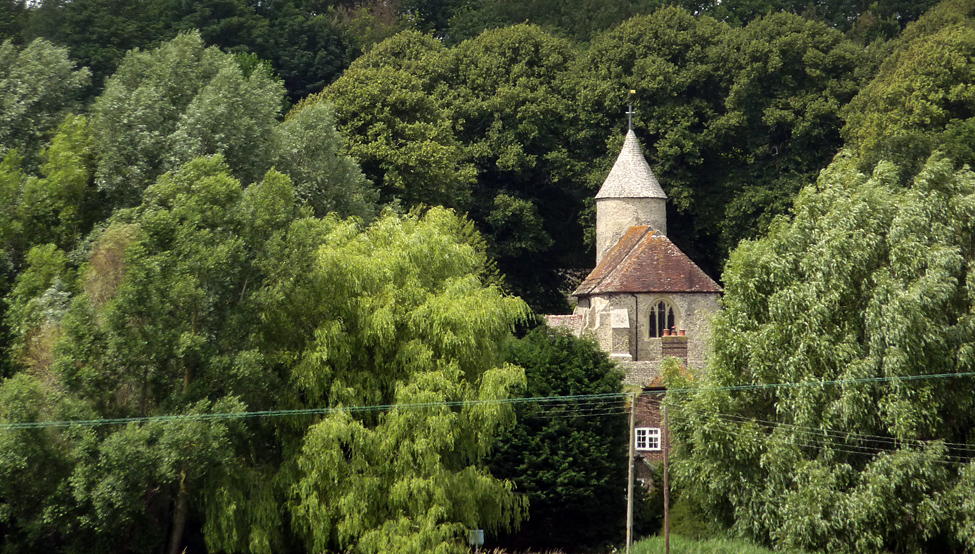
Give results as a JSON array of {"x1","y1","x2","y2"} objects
[
  {"x1": 574, "y1": 228, "x2": 722, "y2": 296},
  {"x1": 587, "y1": 226, "x2": 650, "y2": 293}
]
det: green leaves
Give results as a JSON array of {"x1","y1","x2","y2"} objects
[
  {"x1": 842, "y1": 2, "x2": 975, "y2": 175},
  {"x1": 0, "y1": 151, "x2": 527, "y2": 552},
  {"x1": 487, "y1": 327, "x2": 627, "y2": 550},
  {"x1": 672, "y1": 152, "x2": 975, "y2": 552},
  {"x1": 273, "y1": 101, "x2": 375, "y2": 219},
  {"x1": 90, "y1": 31, "x2": 284, "y2": 206},
  {"x1": 0, "y1": 38, "x2": 91, "y2": 163}
]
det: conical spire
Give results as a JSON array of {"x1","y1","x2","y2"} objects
[{"x1": 595, "y1": 130, "x2": 666, "y2": 200}]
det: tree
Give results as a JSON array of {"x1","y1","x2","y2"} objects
[
  {"x1": 577, "y1": 8, "x2": 870, "y2": 277},
  {"x1": 273, "y1": 101, "x2": 376, "y2": 219},
  {"x1": 258, "y1": 0, "x2": 357, "y2": 103},
  {"x1": 21, "y1": 0, "x2": 357, "y2": 102},
  {"x1": 288, "y1": 208, "x2": 529, "y2": 554},
  {"x1": 89, "y1": 31, "x2": 283, "y2": 207},
  {"x1": 442, "y1": 24, "x2": 589, "y2": 310},
  {"x1": 842, "y1": 0, "x2": 975, "y2": 178},
  {"x1": 715, "y1": 12, "x2": 868, "y2": 255},
  {"x1": 0, "y1": 0, "x2": 25, "y2": 42},
  {"x1": 682, "y1": 0, "x2": 939, "y2": 30},
  {"x1": 487, "y1": 326, "x2": 627, "y2": 551},
  {"x1": 22, "y1": 0, "x2": 180, "y2": 90},
  {"x1": 0, "y1": 155, "x2": 527, "y2": 553},
  {"x1": 0, "y1": 38, "x2": 90, "y2": 164},
  {"x1": 444, "y1": 0, "x2": 667, "y2": 43},
  {"x1": 308, "y1": 30, "x2": 475, "y2": 211},
  {"x1": 671, "y1": 152, "x2": 975, "y2": 553},
  {"x1": 312, "y1": 26, "x2": 592, "y2": 312},
  {"x1": 89, "y1": 31, "x2": 375, "y2": 217}
]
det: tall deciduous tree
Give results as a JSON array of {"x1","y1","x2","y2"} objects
[
  {"x1": 308, "y1": 30, "x2": 474, "y2": 211},
  {"x1": 842, "y1": 0, "x2": 975, "y2": 178},
  {"x1": 578, "y1": 8, "x2": 870, "y2": 276},
  {"x1": 0, "y1": 38, "x2": 90, "y2": 163},
  {"x1": 310, "y1": 26, "x2": 592, "y2": 311},
  {"x1": 89, "y1": 31, "x2": 375, "y2": 217},
  {"x1": 89, "y1": 31, "x2": 283, "y2": 206},
  {"x1": 488, "y1": 326, "x2": 627, "y2": 551},
  {"x1": 0, "y1": 155, "x2": 527, "y2": 553},
  {"x1": 672, "y1": 152, "x2": 975, "y2": 553}
]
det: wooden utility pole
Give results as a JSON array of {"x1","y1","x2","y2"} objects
[
  {"x1": 626, "y1": 391, "x2": 636, "y2": 554},
  {"x1": 663, "y1": 401, "x2": 670, "y2": 554}
]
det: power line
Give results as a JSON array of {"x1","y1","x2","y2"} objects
[
  {"x1": 3, "y1": 370, "x2": 975, "y2": 431},
  {"x1": 0, "y1": 393, "x2": 627, "y2": 431},
  {"x1": 705, "y1": 411, "x2": 975, "y2": 464},
  {"x1": 662, "y1": 371, "x2": 975, "y2": 394},
  {"x1": 716, "y1": 412, "x2": 975, "y2": 454}
]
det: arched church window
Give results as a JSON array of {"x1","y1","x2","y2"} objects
[{"x1": 648, "y1": 300, "x2": 676, "y2": 338}]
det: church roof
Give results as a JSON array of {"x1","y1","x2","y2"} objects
[
  {"x1": 595, "y1": 130, "x2": 666, "y2": 200},
  {"x1": 574, "y1": 226, "x2": 722, "y2": 296}
]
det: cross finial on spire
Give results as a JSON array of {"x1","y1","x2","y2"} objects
[{"x1": 627, "y1": 89, "x2": 636, "y2": 131}]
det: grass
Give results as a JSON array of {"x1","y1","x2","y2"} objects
[
  {"x1": 478, "y1": 535, "x2": 807, "y2": 554},
  {"x1": 630, "y1": 535, "x2": 798, "y2": 554}
]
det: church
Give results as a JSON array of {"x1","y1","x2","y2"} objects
[
  {"x1": 545, "y1": 123, "x2": 722, "y2": 467},
  {"x1": 548, "y1": 126, "x2": 722, "y2": 387}
]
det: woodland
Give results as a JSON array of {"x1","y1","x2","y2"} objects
[{"x1": 1, "y1": 0, "x2": 975, "y2": 553}]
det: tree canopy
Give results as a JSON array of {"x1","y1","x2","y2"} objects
[
  {"x1": 0, "y1": 38, "x2": 90, "y2": 164},
  {"x1": 671, "y1": 152, "x2": 975, "y2": 553},
  {"x1": 0, "y1": 154, "x2": 528, "y2": 553},
  {"x1": 2, "y1": 1, "x2": 974, "y2": 552},
  {"x1": 488, "y1": 326, "x2": 627, "y2": 550},
  {"x1": 843, "y1": 0, "x2": 975, "y2": 177}
]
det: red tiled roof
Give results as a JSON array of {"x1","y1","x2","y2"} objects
[{"x1": 573, "y1": 226, "x2": 722, "y2": 296}]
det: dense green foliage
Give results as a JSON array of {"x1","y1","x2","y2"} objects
[
  {"x1": 671, "y1": 153, "x2": 975, "y2": 553},
  {"x1": 1, "y1": 1, "x2": 974, "y2": 552},
  {"x1": 0, "y1": 38, "x2": 90, "y2": 167},
  {"x1": 0, "y1": 155, "x2": 528, "y2": 553},
  {"x1": 843, "y1": 0, "x2": 975, "y2": 176},
  {"x1": 15, "y1": 0, "x2": 358, "y2": 101},
  {"x1": 89, "y1": 31, "x2": 373, "y2": 216},
  {"x1": 313, "y1": 9, "x2": 874, "y2": 307},
  {"x1": 307, "y1": 25, "x2": 589, "y2": 311},
  {"x1": 488, "y1": 327, "x2": 627, "y2": 550}
]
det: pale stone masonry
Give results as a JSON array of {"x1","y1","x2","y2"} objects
[
  {"x1": 548, "y1": 129, "x2": 722, "y2": 387},
  {"x1": 595, "y1": 130, "x2": 667, "y2": 264}
]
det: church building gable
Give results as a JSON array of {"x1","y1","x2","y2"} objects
[
  {"x1": 574, "y1": 226, "x2": 721, "y2": 296},
  {"x1": 559, "y1": 126, "x2": 722, "y2": 388}
]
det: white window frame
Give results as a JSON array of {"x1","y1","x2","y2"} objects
[{"x1": 635, "y1": 427, "x2": 661, "y2": 451}]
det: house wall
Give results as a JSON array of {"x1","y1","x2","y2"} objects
[
  {"x1": 632, "y1": 391, "x2": 669, "y2": 490},
  {"x1": 573, "y1": 291, "x2": 719, "y2": 385}
]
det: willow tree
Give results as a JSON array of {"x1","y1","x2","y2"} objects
[
  {"x1": 0, "y1": 155, "x2": 528, "y2": 553},
  {"x1": 671, "y1": 152, "x2": 975, "y2": 553}
]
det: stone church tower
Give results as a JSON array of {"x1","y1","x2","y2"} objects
[
  {"x1": 548, "y1": 127, "x2": 722, "y2": 386},
  {"x1": 595, "y1": 129, "x2": 667, "y2": 263}
]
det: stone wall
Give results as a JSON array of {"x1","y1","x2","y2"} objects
[
  {"x1": 572, "y1": 291, "x2": 719, "y2": 384},
  {"x1": 633, "y1": 292, "x2": 719, "y2": 369},
  {"x1": 595, "y1": 197, "x2": 666, "y2": 263}
]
